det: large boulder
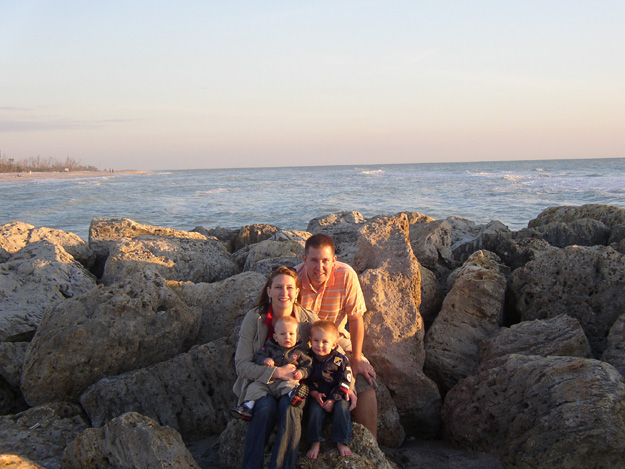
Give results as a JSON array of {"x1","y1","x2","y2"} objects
[
  {"x1": 88, "y1": 217, "x2": 207, "y2": 258},
  {"x1": 602, "y1": 313, "x2": 625, "y2": 377},
  {"x1": 306, "y1": 211, "x2": 366, "y2": 264},
  {"x1": 0, "y1": 402, "x2": 89, "y2": 469},
  {"x1": 508, "y1": 245, "x2": 625, "y2": 357},
  {"x1": 354, "y1": 214, "x2": 441, "y2": 438},
  {"x1": 21, "y1": 271, "x2": 200, "y2": 406},
  {"x1": 528, "y1": 203, "x2": 625, "y2": 228},
  {"x1": 0, "y1": 221, "x2": 35, "y2": 253},
  {"x1": 515, "y1": 218, "x2": 611, "y2": 248},
  {"x1": 478, "y1": 314, "x2": 592, "y2": 369},
  {"x1": 232, "y1": 224, "x2": 279, "y2": 252},
  {"x1": 407, "y1": 217, "x2": 455, "y2": 275},
  {"x1": 241, "y1": 239, "x2": 304, "y2": 272},
  {"x1": 62, "y1": 412, "x2": 200, "y2": 469},
  {"x1": 218, "y1": 421, "x2": 393, "y2": 469},
  {"x1": 424, "y1": 251, "x2": 507, "y2": 395},
  {"x1": 442, "y1": 355, "x2": 625, "y2": 467},
  {"x1": 168, "y1": 271, "x2": 266, "y2": 345},
  {"x1": 488, "y1": 236, "x2": 556, "y2": 271},
  {"x1": 100, "y1": 235, "x2": 238, "y2": 285},
  {"x1": 80, "y1": 336, "x2": 238, "y2": 441},
  {"x1": 418, "y1": 264, "x2": 443, "y2": 330},
  {"x1": 0, "y1": 342, "x2": 29, "y2": 414},
  {"x1": 0, "y1": 241, "x2": 96, "y2": 341},
  {"x1": 448, "y1": 218, "x2": 512, "y2": 265}
]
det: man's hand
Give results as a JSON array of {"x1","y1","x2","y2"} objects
[{"x1": 351, "y1": 357, "x2": 376, "y2": 385}]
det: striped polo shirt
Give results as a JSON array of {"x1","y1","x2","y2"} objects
[{"x1": 295, "y1": 261, "x2": 367, "y2": 333}]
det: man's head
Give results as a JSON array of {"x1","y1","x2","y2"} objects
[
  {"x1": 302, "y1": 233, "x2": 336, "y2": 288},
  {"x1": 310, "y1": 320, "x2": 339, "y2": 357},
  {"x1": 274, "y1": 315, "x2": 299, "y2": 348}
]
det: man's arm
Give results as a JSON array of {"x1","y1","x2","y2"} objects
[{"x1": 348, "y1": 314, "x2": 376, "y2": 385}]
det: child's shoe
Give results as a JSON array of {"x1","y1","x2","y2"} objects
[
  {"x1": 230, "y1": 405, "x2": 253, "y2": 421},
  {"x1": 290, "y1": 383, "x2": 309, "y2": 407}
]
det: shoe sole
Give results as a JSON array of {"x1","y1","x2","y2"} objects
[{"x1": 290, "y1": 384, "x2": 309, "y2": 407}]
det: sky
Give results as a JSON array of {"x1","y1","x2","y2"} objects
[{"x1": 1, "y1": 1, "x2": 624, "y2": 171}]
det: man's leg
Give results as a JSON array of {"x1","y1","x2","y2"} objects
[{"x1": 353, "y1": 387, "x2": 377, "y2": 439}]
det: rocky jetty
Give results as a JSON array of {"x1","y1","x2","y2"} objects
[{"x1": 1, "y1": 203, "x2": 624, "y2": 468}]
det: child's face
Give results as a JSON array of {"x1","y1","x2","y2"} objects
[
  {"x1": 274, "y1": 321, "x2": 298, "y2": 348},
  {"x1": 310, "y1": 328, "x2": 338, "y2": 357}
]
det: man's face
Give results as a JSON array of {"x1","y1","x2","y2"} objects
[
  {"x1": 274, "y1": 321, "x2": 298, "y2": 348},
  {"x1": 302, "y1": 245, "x2": 336, "y2": 287}
]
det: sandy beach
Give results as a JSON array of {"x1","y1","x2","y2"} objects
[{"x1": 0, "y1": 170, "x2": 149, "y2": 183}]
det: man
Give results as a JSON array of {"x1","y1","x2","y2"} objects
[{"x1": 295, "y1": 233, "x2": 378, "y2": 439}]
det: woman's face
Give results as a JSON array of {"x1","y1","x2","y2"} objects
[{"x1": 267, "y1": 274, "x2": 299, "y2": 313}]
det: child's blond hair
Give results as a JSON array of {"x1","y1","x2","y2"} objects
[{"x1": 311, "y1": 320, "x2": 339, "y2": 340}]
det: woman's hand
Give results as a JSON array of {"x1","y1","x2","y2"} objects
[{"x1": 272, "y1": 363, "x2": 297, "y2": 380}]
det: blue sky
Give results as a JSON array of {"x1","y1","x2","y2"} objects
[{"x1": 1, "y1": 1, "x2": 624, "y2": 170}]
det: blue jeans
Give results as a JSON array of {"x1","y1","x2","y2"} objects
[
  {"x1": 242, "y1": 394, "x2": 303, "y2": 469},
  {"x1": 306, "y1": 399, "x2": 352, "y2": 446}
]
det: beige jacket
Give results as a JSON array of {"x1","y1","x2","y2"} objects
[{"x1": 232, "y1": 304, "x2": 318, "y2": 405}]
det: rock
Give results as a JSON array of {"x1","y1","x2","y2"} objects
[
  {"x1": 508, "y1": 245, "x2": 625, "y2": 357},
  {"x1": 80, "y1": 336, "x2": 237, "y2": 441},
  {"x1": 408, "y1": 218, "x2": 455, "y2": 275},
  {"x1": 489, "y1": 236, "x2": 556, "y2": 271},
  {"x1": 27, "y1": 227, "x2": 95, "y2": 268},
  {"x1": 424, "y1": 251, "x2": 507, "y2": 395},
  {"x1": 0, "y1": 247, "x2": 9, "y2": 264},
  {"x1": 528, "y1": 203, "x2": 625, "y2": 228},
  {"x1": 0, "y1": 221, "x2": 35, "y2": 253},
  {"x1": 0, "y1": 402, "x2": 89, "y2": 469},
  {"x1": 306, "y1": 211, "x2": 366, "y2": 264},
  {"x1": 21, "y1": 271, "x2": 200, "y2": 406},
  {"x1": 515, "y1": 218, "x2": 611, "y2": 248},
  {"x1": 0, "y1": 342, "x2": 29, "y2": 415},
  {"x1": 353, "y1": 214, "x2": 441, "y2": 438},
  {"x1": 101, "y1": 235, "x2": 238, "y2": 285},
  {"x1": 62, "y1": 412, "x2": 200, "y2": 469},
  {"x1": 418, "y1": 264, "x2": 443, "y2": 330},
  {"x1": 192, "y1": 225, "x2": 238, "y2": 251},
  {"x1": 168, "y1": 271, "x2": 266, "y2": 345},
  {"x1": 88, "y1": 217, "x2": 207, "y2": 260},
  {"x1": 0, "y1": 454, "x2": 46, "y2": 468},
  {"x1": 450, "y1": 220, "x2": 512, "y2": 265},
  {"x1": 478, "y1": 314, "x2": 592, "y2": 370},
  {"x1": 269, "y1": 229, "x2": 312, "y2": 243},
  {"x1": 602, "y1": 313, "x2": 625, "y2": 377},
  {"x1": 0, "y1": 241, "x2": 96, "y2": 342},
  {"x1": 232, "y1": 224, "x2": 279, "y2": 252},
  {"x1": 609, "y1": 223, "x2": 625, "y2": 245},
  {"x1": 241, "y1": 239, "x2": 304, "y2": 271},
  {"x1": 442, "y1": 355, "x2": 625, "y2": 467},
  {"x1": 375, "y1": 382, "x2": 406, "y2": 448},
  {"x1": 218, "y1": 420, "x2": 393, "y2": 469},
  {"x1": 247, "y1": 257, "x2": 302, "y2": 275}
]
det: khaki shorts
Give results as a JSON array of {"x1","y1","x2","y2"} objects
[{"x1": 341, "y1": 344, "x2": 378, "y2": 394}]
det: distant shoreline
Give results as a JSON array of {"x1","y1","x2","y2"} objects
[{"x1": 0, "y1": 170, "x2": 150, "y2": 183}]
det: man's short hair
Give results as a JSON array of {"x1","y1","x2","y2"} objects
[
  {"x1": 311, "y1": 319, "x2": 339, "y2": 340},
  {"x1": 305, "y1": 233, "x2": 335, "y2": 255}
]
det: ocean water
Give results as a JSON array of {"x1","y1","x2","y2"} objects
[{"x1": 1, "y1": 158, "x2": 624, "y2": 242}]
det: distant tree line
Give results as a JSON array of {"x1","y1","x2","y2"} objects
[{"x1": 0, "y1": 153, "x2": 99, "y2": 173}]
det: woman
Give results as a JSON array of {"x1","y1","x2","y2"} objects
[{"x1": 232, "y1": 266, "x2": 318, "y2": 469}]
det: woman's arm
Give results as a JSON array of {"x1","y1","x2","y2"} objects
[{"x1": 234, "y1": 311, "x2": 275, "y2": 384}]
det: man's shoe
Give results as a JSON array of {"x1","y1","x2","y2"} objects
[
  {"x1": 230, "y1": 405, "x2": 253, "y2": 421},
  {"x1": 290, "y1": 383, "x2": 309, "y2": 407}
]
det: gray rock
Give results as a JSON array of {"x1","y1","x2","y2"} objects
[
  {"x1": 62, "y1": 412, "x2": 200, "y2": 469},
  {"x1": 442, "y1": 355, "x2": 625, "y2": 467},
  {"x1": 247, "y1": 257, "x2": 301, "y2": 275},
  {"x1": 168, "y1": 271, "x2": 266, "y2": 345},
  {"x1": 602, "y1": 313, "x2": 625, "y2": 377},
  {"x1": 419, "y1": 264, "x2": 443, "y2": 330},
  {"x1": 375, "y1": 382, "x2": 406, "y2": 448},
  {"x1": 306, "y1": 211, "x2": 366, "y2": 265},
  {"x1": 478, "y1": 314, "x2": 592, "y2": 370},
  {"x1": 0, "y1": 241, "x2": 96, "y2": 341},
  {"x1": 488, "y1": 236, "x2": 556, "y2": 271},
  {"x1": 28, "y1": 226, "x2": 95, "y2": 268},
  {"x1": 424, "y1": 251, "x2": 507, "y2": 395},
  {"x1": 609, "y1": 222, "x2": 625, "y2": 244},
  {"x1": 408, "y1": 218, "x2": 455, "y2": 275},
  {"x1": 508, "y1": 245, "x2": 625, "y2": 357},
  {"x1": 0, "y1": 341, "x2": 29, "y2": 389},
  {"x1": 89, "y1": 217, "x2": 207, "y2": 258},
  {"x1": 21, "y1": 271, "x2": 200, "y2": 406},
  {"x1": 354, "y1": 214, "x2": 441, "y2": 438},
  {"x1": 218, "y1": 420, "x2": 393, "y2": 469},
  {"x1": 515, "y1": 218, "x2": 610, "y2": 248},
  {"x1": 232, "y1": 224, "x2": 279, "y2": 252},
  {"x1": 101, "y1": 235, "x2": 238, "y2": 285},
  {"x1": 528, "y1": 203, "x2": 625, "y2": 228},
  {"x1": 0, "y1": 221, "x2": 35, "y2": 253},
  {"x1": 80, "y1": 336, "x2": 237, "y2": 441},
  {"x1": 242, "y1": 239, "x2": 304, "y2": 271},
  {"x1": 0, "y1": 402, "x2": 89, "y2": 469},
  {"x1": 449, "y1": 219, "x2": 512, "y2": 264},
  {"x1": 192, "y1": 225, "x2": 238, "y2": 251}
]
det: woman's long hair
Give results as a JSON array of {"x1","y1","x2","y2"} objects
[{"x1": 256, "y1": 266, "x2": 302, "y2": 314}]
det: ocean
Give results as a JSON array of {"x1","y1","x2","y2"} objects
[{"x1": 1, "y1": 158, "x2": 624, "y2": 242}]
